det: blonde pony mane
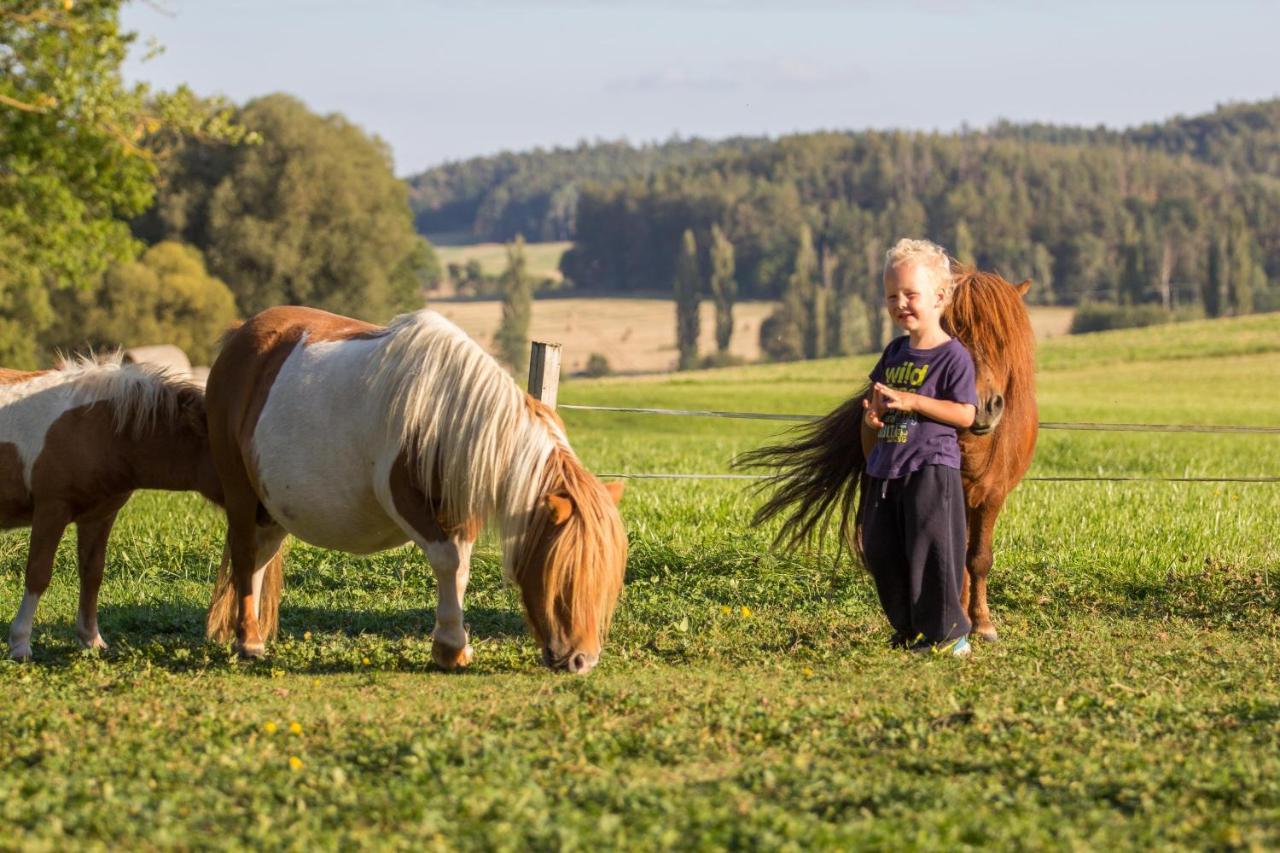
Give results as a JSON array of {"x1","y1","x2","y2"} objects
[
  {"x1": 362, "y1": 310, "x2": 560, "y2": 576},
  {"x1": 0, "y1": 353, "x2": 204, "y2": 439},
  {"x1": 361, "y1": 310, "x2": 626, "y2": 636}
]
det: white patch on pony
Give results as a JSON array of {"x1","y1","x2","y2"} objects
[
  {"x1": 253, "y1": 311, "x2": 567, "y2": 576},
  {"x1": 0, "y1": 355, "x2": 190, "y2": 488},
  {"x1": 8, "y1": 591, "x2": 40, "y2": 659},
  {"x1": 253, "y1": 336, "x2": 413, "y2": 554}
]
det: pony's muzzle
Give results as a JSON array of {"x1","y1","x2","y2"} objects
[
  {"x1": 541, "y1": 647, "x2": 599, "y2": 675},
  {"x1": 971, "y1": 392, "x2": 1005, "y2": 435}
]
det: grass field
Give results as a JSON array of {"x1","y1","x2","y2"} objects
[
  {"x1": 433, "y1": 240, "x2": 572, "y2": 285},
  {"x1": 2, "y1": 314, "x2": 1279, "y2": 848}
]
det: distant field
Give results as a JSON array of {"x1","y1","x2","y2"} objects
[
  {"x1": 433, "y1": 298, "x2": 776, "y2": 374},
  {"x1": 434, "y1": 298, "x2": 1075, "y2": 375},
  {"x1": 433, "y1": 240, "x2": 572, "y2": 285}
]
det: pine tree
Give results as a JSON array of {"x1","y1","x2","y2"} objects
[
  {"x1": 495, "y1": 235, "x2": 532, "y2": 376},
  {"x1": 673, "y1": 229, "x2": 701, "y2": 370},
  {"x1": 708, "y1": 224, "x2": 737, "y2": 353}
]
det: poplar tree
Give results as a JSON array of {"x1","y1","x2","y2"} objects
[
  {"x1": 495, "y1": 235, "x2": 532, "y2": 376},
  {"x1": 673, "y1": 229, "x2": 701, "y2": 370},
  {"x1": 708, "y1": 224, "x2": 737, "y2": 353}
]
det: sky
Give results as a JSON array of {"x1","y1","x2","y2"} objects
[{"x1": 121, "y1": 0, "x2": 1280, "y2": 177}]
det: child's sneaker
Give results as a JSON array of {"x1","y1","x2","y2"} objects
[{"x1": 910, "y1": 636, "x2": 971, "y2": 657}]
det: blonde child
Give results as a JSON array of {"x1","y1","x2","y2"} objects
[{"x1": 861, "y1": 238, "x2": 977, "y2": 655}]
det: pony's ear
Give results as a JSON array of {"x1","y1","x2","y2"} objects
[
  {"x1": 544, "y1": 492, "x2": 574, "y2": 525},
  {"x1": 604, "y1": 481, "x2": 625, "y2": 505},
  {"x1": 1015, "y1": 279, "x2": 1032, "y2": 298}
]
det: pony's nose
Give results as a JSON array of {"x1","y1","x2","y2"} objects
[
  {"x1": 971, "y1": 392, "x2": 1005, "y2": 435},
  {"x1": 567, "y1": 651, "x2": 598, "y2": 674}
]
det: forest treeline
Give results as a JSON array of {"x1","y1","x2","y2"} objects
[{"x1": 409, "y1": 100, "x2": 1280, "y2": 314}]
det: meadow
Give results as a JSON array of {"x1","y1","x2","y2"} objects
[{"x1": 1, "y1": 314, "x2": 1278, "y2": 849}]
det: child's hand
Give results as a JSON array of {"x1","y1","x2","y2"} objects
[
  {"x1": 873, "y1": 382, "x2": 919, "y2": 414},
  {"x1": 863, "y1": 388, "x2": 888, "y2": 429}
]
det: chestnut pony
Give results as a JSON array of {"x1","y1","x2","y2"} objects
[
  {"x1": 0, "y1": 356, "x2": 221, "y2": 659},
  {"x1": 204, "y1": 307, "x2": 627, "y2": 673},
  {"x1": 740, "y1": 265, "x2": 1037, "y2": 641}
]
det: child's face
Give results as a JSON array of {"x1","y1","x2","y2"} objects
[{"x1": 883, "y1": 263, "x2": 946, "y2": 335}]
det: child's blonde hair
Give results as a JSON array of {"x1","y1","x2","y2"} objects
[{"x1": 883, "y1": 238, "x2": 955, "y2": 303}]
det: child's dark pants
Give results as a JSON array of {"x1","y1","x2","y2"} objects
[{"x1": 862, "y1": 464, "x2": 971, "y2": 644}]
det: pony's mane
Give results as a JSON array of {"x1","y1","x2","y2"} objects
[
  {"x1": 362, "y1": 310, "x2": 625, "y2": 641},
  {"x1": 516, "y1": 426, "x2": 627, "y2": 646},
  {"x1": 363, "y1": 310, "x2": 558, "y2": 573},
  {"x1": 944, "y1": 264, "x2": 1038, "y2": 490},
  {"x1": 0, "y1": 352, "x2": 205, "y2": 439}
]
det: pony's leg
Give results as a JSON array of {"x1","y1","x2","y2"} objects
[
  {"x1": 74, "y1": 504, "x2": 125, "y2": 650},
  {"x1": 965, "y1": 502, "x2": 1002, "y2": 642},
  {"x1": 251, "y1": 523, "x2": 287, "y2": 624},
  {"x1": 8, "y1": 501, "x2": 71, "y2": 660},
  {"x1": 225, "y1": 500, "x2": 269, "y2": 658},
  {"x1": 424, "y1": 534, "x2": 476, "y2": 670}
]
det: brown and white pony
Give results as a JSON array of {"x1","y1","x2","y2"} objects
[
  {"x1": 0, "y1": 356, "x2": 221, "y2": 659},
  {"x1": 203, "y1": 306, "x2": 627, "y2": 673},
  {"x1": 740, "y1": 265, "x2": 1038, "y2": 641}
]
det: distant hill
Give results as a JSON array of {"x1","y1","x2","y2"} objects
[
  {"x1": 406, "y1": 137, "x2": 771, "y2": 243},
  {"x1": 404, "y1": 101, "x2": 1280, "y2": 312},
  {"x1": 406, "y1": 100, "x2": 1280, "y2": 245}
]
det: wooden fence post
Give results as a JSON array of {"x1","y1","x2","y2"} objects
[{"x1": 528, "y1": 341, "x2": 562, "y2": 409}]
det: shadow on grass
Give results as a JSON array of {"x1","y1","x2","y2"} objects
[{"x1": 11, "y1": 602, "x2": 533, "y2": 674}]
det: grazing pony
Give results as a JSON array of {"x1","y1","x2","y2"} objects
[
  {"x1": 203, "y1": 307, "x2": 627, "y2": 673},
  {"x1": 740, "y1": 265, "x2": 1037, "y2": 641},
  {"x1": 0, "y1": 356, "x2": 221, "y2": 659}
]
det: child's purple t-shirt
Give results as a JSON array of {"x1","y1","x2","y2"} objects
[{"x1": 866, "y1": 336, "x2": 978, "y2": 479}]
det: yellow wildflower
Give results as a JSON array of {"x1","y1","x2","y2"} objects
[
  {"x1": 289, "y1": 756, "x2": 303, "y2": 771},
  {"x1": 740, "y1": 606, "x2": 752, "y2": 618},
  {"x1": 263, "y1": 721, "x2": 278, "y2": 735},
  {"x1": 289, "y1": 721, "x2": 303, "y2": 736}
]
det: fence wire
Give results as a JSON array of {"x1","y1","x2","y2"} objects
[
  {"x1": 559, "y1": 404, "x2": 1280, "y2": 435},
  {"x1": 559, "y1": 404, "x2": 1278, "y2": 485}
]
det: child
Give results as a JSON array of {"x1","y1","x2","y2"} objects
[{"x1": 860, "y1": 238, "x2": 977, "y2": 655}]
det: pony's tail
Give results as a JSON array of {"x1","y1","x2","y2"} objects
[
  {"x1": 734, "y1": 388, "x2": 871, "y2": 558},
  {"x1": 206, "y1": 542, "x2": 285, "y2": 642}
]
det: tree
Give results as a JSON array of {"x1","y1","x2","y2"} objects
[
  {"x1": 1205, "y1": 235, "x2": 1226, "y2": 318},
  {"x1": 46, "y1": 242, "x2": 236, "y2": 365},
  {"x1": 0, "y1": 1, "x2": 244, "y2": 366},
  {"x1": 792, "y1": 225, "x2": 820, "y2": 359},
  {"x1": 495, "y1": 235, "x2": 532, "y2": 376},
  {"x1": 673, "y1": 229, "x2": 701, "y2": 370},
  {"x1": 147, "y1": 94, "x2": 427, "y2": 321},
  {"x1": 708, "y1": 224, "x2": 737, "y2": 353},
  {"x1": 953, "y1": 220, "x2": 976, "y2": 266}
]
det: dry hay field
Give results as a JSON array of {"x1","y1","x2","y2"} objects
[{"x1": 434, "y1": 298, "x2": 1074, "y2": 375}]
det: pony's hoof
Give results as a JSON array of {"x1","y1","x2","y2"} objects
[
  {"x1": 78, "y1": 633, "x2": 108, "y2": 651},
  {"x1": 432, "y1": 639, "x2": 474, "y2": 671},
  {"x1": 8, "y1": 644, "x2": 32, "y2": 662},
  {"x1": 237, "y1": 641, "x2": 266, "y2": 660},
  {"x1": 972, "y1": 624, "x2": 999, "y2": 643}
]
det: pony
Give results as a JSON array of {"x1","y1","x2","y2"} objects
[
  {"x1": 203, "y1": 306, "x2": 627, "y2": 673},
  {"x1": 739, "y1": 264, "x2": 1038, "y2": 641},
  {"x1": 0, "y1": 356, "x2": 222, "y2": 659}
]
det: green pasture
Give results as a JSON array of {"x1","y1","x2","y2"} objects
[
  {"x1": 1, "y1": 315, "x2": 1278, "y2": 849},
  {"x1": 434, "y1": 240, "x2": 572, "y2": 283}
]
